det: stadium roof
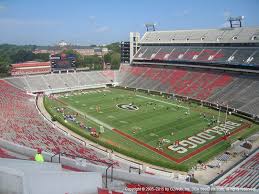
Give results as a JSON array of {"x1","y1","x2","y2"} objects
[{"x1": 140, "y1": 26, "x2": 259, "y2": 44}]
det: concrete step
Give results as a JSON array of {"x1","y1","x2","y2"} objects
[
  {"x1": 24, "y1": 171, "x2": 102, "y2": 194},
  {"x1": 0, "y1": 164, "x2": 102, "y2": 194}
]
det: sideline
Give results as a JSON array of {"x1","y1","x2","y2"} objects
[{"x1": 53, "y1": 97, "x2": 114, "y2": 130}]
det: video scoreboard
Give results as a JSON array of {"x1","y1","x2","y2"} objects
[{"x1": 50, "y1": 53, "x2": 76, "y2": 71}]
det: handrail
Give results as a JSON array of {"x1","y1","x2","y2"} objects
[
  {"x1": 50, "y1": 152, "x2": 113, "y2": 165},
  {"x1": 129, "y1": 166, "x2": 141, "y2": 174},
  {"x1": 105, "y1": 163, "x2": 113, "y2": 188},
  {"x1": 50, "y1": 152, "x2": 61, "y2": 163}
]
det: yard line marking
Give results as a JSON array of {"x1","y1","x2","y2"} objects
[
  {"x1": 68, "y1": 105, "x2": 114, "y2": 130},
  {"x1": 54, "y1": 98, "x2": 114, "y2": 130},
  {"x1": 136, "y1": 94, "x2": 189, "y2": 111}
]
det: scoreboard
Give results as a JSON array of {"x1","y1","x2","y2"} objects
[{"x1": 50, "y1": 53, "x2": 76, "y2": 71}]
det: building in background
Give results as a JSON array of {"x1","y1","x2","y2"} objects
[
  {"x1": 10, "y1": 61, "x2": 51, "y2": 76},
  {"x1": 120, "y1": 32, "x2": 140, "y2": 64},
  {"x1": 130, "y1": 32, "x2": 140, "y2": 63},
  {"x1": 58, "y1": 40, "x2": 70, "y2": 47},
  {"x1": 74, "y1": 48, "x2": 95, "y2": 56},
  {"x1": 120, "y1": 41, "x2": 130, "y2": 63}
]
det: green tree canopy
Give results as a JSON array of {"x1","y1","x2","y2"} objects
[{"x1": 0, "y1": 44, "x2": 50, "y2": 77}]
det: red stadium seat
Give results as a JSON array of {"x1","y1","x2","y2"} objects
[{"x1": 0, "y1": 81, "x2": 117, "y2": 167}]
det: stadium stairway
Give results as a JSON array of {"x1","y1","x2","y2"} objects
[{"x1": 214, "y1": 150, "x2": 259, "y2": 190}]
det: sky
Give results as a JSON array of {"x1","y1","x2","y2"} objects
[{"x1": 0, "y1": 0, "x2": 258, "y2": 46}]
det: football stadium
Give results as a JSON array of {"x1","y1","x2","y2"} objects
[{"x1": 0, "y1": 1, "x2": 259, "y2": 194}]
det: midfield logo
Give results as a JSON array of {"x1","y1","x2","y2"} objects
[{"x1": 116, "y1": 103, "x2": 139, "y2": 111}]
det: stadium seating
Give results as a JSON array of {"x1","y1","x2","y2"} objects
[
  {"x1": 208, "y1": 75, "x2": 259, "y2": 112},
  {"x1": 119, "y1": 65, "x2": 259, "y2": 116},
  {"x1": 0, "y1": 148, "x2": 17, "y2": 159},
  {"x1": 196, "y1": 48, "x2": 221, "y2": 61},
  {"x1": 101, "y1": 70, "x2": 116, "y2": 81},
  {"x1": 6, "y1": 70, "x2": 115, "y2": 92},
  {"x1": 133, "y1": 46, "x2": 259, "y2": 65},
  {"x1": 98, "y1": 188, "x2": 124, "y2": 194},
  {"x1": 26, "y1": 75, "x2": 49, "y2": 91},
  {"x1": 0, "y1": 80, "x2": 115, "y2": 166},
  {"x1": 141, "y1": 46, "x2": 161, "y2": 60},
  {"x1": 215, "y1": 151, "x2": 259, "y2": 189},
  {"x1": 181, "y1": 48, "x2": 203, "y2": 60},
  {"x1": 6, "y1": 66, "x2": 259, "y2": 117},
  {"x1": 120, "y1": 65, "x2": 230, "y2": 98},
  {"x1": 152, "y1": 46, "x2": 172, "y2": 60}
]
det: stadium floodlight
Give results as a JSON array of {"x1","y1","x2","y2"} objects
[
  {"x1": 145, "y1": 23, "x2": 156, "y2": 31},
  {"x1": 227, "y1": 16, "x2": 245, "y2": 28}
]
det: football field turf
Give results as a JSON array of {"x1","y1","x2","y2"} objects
[{"x1": 44, "y1": 87, "x2": 258, "y2": 171}]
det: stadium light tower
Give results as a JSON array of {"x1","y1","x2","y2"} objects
[
  {"x1": 145, "y1": 23, "x2": 156, "y2": 31},
  {"x1": 228, "y1": 16, "x2": 245, "y2": 28}
]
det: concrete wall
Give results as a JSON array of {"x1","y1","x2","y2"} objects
[
  {"x1": 0, "y1": 167, "x2": 25, "y2": 194},
  {"x1": 25, "y1": 171, "x2": 101, "y2": 194},
  {"x1": 1, "y1": 139, "x2": 258, "y2": 194},
  {"x1": 0, "y1": 158, "x2": 62, "y2": 172},
  {"x1": 0, "y1": 157, "x2": 102, "y2": 194}
]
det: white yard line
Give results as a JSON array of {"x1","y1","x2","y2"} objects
[
  {"x1": 66, "y1": 94, "x2": 189, "y2": 130},
  {"x1": 136, "y1": 94, "x2": 190, "y2": 111},
  {"x1": 67, "y1": 105, "x2": 114, "y2": 130}
]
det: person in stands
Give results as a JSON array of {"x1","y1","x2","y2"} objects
[{"x1": 35, "y1": 148, "x2": 44, "y2": 163}]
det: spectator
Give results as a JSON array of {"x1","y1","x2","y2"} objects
[{"x1": 35, "y1": 148, "x2": 44, "y2": 163}]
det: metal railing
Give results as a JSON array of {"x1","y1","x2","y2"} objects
[{"x1": 129, "y1": 166, "x2": 141, "y2": 174}]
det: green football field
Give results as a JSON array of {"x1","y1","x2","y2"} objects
[{"x1": 44, "y1": 87, "x2": 258, "y2": 171}]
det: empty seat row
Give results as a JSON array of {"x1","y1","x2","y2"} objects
[
  {"x1": 6, "y1": 70, "x2": 117, "y2": 92},
  {"x1": 0, "y1": 80, "x2": 116, "y2": 167},
  {"x1": 119, "y1": 65, "x2": 259, "y2": 116},
  {"x1": 134, "y1": 46, "x2": 259, "y2": 65}
]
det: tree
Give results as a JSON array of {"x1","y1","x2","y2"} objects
[
  {"x1": 110, "y1": 52, "x2": 120, "y2": 69},
  {"x1": 11, "y1": 50, "x2": 34, "y2": 63},
  {"x1": 0, "y1": 44, "x2": 50, "y2": 76},
  {"x1": 106, "y1": 42, "x2": 120, "y2": 53},
  {"x1": 103, "y1": 46, "x2": 120, "y2": 70},
  {"x1": 33, "y1": 53, "x2": 50, "y2": 62},
  {"x1": 104, "y1": 52, "x2": 112, "y2": 64},
  {"x1": 104, "y1": 42, "x2": 121, "y2": 69},
  {"x1": 83, "y1": 55, "x2": 102, "y2": 70},
  {"x1": 63, "y1": 49, "x2": 83, "y2": 67},
  {"x1": 0, "y1": 42, "x2": 122, "y2": 75}
]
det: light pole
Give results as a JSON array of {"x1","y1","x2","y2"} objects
[
  {"x1": 217, "y1": 106, "x2": 221, "y2": 125},
  {"x1": 223, "y1": 104, "x2": 229, "y2": 134}
]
